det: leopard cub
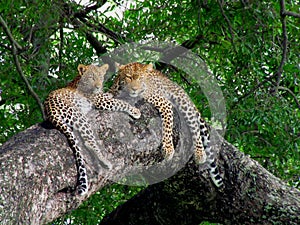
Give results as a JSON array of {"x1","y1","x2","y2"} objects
[{"x1": 44, "y1": 64, "x2": 141, "y2": 195}]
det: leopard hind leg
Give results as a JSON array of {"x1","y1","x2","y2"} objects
[
  {"x1": 193, "y1": 131, "x2": 207, "y2": 164},
  {"x1": 73, "y1": 116, "x2": 113, "y2": 170}
]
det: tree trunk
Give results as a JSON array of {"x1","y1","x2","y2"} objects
[{"x1": 0, "y1": 100, "x2": 299, "y2": 224}]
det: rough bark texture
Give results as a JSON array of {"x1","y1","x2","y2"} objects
[
  {"x1": 0, "y1": 100, "x2": 299, "y2": 225},
  {"x1": 101, "y1": 136, "x2": 300, "y2": 225}
]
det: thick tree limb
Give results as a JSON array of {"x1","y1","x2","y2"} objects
[
  {"x1": 100, "y1": 135, "x2": 300, "y2": 225},
  {"x1": 0, "y1": 99, "x2": 299, "y2": 224},
  {"x1": 0, "y1": 99, "x2": 187, "y2": 224}
]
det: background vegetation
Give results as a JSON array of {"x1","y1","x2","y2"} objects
[{"x1": 0, "y1": 0, "x2": 299, "y2": 224}]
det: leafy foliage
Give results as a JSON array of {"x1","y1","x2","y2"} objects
[{"x1": 0, "y1": 0, "x2": 299, "y2": 224}]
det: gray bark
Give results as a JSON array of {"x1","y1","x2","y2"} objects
[
  {"x1": 100, "y1": 136, "x2": 300, "y2": 225},
  {"x1": 0, "y1": 100, "x2": 299, "y2": 225}
]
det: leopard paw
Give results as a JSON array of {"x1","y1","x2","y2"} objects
[
  {"x1": 163, "y1": 146, "x2": 175, "y2": 161},
  {"x1": 130, "y1": 107, "x2": 141, "y2": 119}
]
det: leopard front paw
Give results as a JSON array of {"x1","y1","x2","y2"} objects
[
  {"x1": 163, "y1": 146, "x2": 175, "y2": 161},
  {"x1": 102, "y1": 92, "x2": 114, "y2": 98},
  {"x1": 130, "y1": 107, "x2": 141, "y2": 119}
]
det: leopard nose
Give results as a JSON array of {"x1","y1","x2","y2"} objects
[{"x1": 132, "y1": 86, "x2": 139, "y2": 91}]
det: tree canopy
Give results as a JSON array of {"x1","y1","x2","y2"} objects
[{"x1": 0, "y1": 0, "x2": 299, "y2": 224}]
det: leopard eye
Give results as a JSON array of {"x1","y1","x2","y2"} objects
[{"x1": 125, "y1": 77, "x2": 131, "y2": 83}]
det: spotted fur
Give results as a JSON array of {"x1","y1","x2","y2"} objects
[
  {"x1": 44, "y1": 64, "x2": 141, "y2": 195},
  {"x1": 110, "y1": 62, "x2": 223, "y2": 187}
]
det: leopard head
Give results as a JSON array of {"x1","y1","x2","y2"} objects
[
  {"x1": 114, "y1": 62, "x2": 153, "y2": 97},
  {"x1": 76, "y1": 64, "x2": 109, "y2": 94}
]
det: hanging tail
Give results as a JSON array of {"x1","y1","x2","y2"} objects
[{"x1": 207, "y1": 159, "x2": 223, "y2": 187}]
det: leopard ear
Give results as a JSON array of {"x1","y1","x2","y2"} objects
[
  {"x1": 101, "y1": 64, "x2": 109, "y2": 71},
  {"x1": 78, "y1": 64, "x2": 86, "y2": 76},
  {"x1": 144, "y1": 63, "x2": 153, "y2": 72},
  {"x1": 115, "y1": 62, "x2": 125, "y2": 71}
]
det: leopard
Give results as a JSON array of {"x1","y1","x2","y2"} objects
[
  {"x1": 110, "y1": 62, "x2": 223, "y2": 188},
  {"x1": 44, "y1": 63, "x2": 141, "y2": 195}
]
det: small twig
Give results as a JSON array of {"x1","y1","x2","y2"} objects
[
  {"x1": 275, "y1": 0, "x2": 289, "y2": 91},
  {"x1": 12, "y1": 45, "x2": 46, "y2": 120},
  {"x1": 236, "y1": 0, "x2": 290, "y2": 104},
  {"x1": 0, "y1": 15, "x2": 46, "y2": 120},
  {"x1": 74, "y1": 1, "x2": 107, "y2": 18},
  {"x1": 235, "y1": 73, "x2": 276, "y2": 104},
  {"x1": 217, "y1": 0, "x2": 237, "y2": 54},
  {"x1": 197, "y1": 0, "x2": 202, "y2": 33},
  {"x1": 258, "y1": 137, "x2": 273, "y2": 147},
  {"x1": 277, "y1": 86, "x2": 300, "y2": 110},
  {"x1": 283, "y1": 10, "x2": 300, "y2": 18},
  {"x1": 0, "y1": 14, "x2": 23, "y2": 51}
]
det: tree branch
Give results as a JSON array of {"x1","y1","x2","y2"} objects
[
  {"x1": 283, "y1": 10, "x2": 300, "y2": 18},
  {"x1": 277, "y1": 86, "x2": 300, "y2": 110},
  {"x1": 275, "y1": 0, "x2": 289, "y2": 90},
  {"x1": 236, "y1": 0, "x2": 290, "y2": 103},
  {"x1": 76, "y1": 16, "x2": 127, "y2": 44},
  {"x1": 62, "y1": 0, "x2": 128, "y2": 45},
  {"x1": 100, "y1": 134, "x2": 300, "y2": 225},
  {"x1": 217, "y1": 0, "x2": 237, "y2": 54},
  {"x1": 74, "y1": 0, "x2": 108, "y2": 18},
  {"x1": 0, "y1": 15, "x2": 46, "y2": 120},
  {"x1": 1, "y1": 98, "x2": 299, "y2": 224},
  {"x1": 0, "y1": 14, "x2": 23, "y2": 51},
  {"x1": 11, "y1": 45, "x2": 46, "y2": 120},
  {"x1": 280, "y1": 0, "x2": 300, "y2": 19},
  {"x1": 59, "y1": 1, "x2": 127, "y2": 64}
]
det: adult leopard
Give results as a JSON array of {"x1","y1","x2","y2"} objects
[{"x1": 110, "y1": 62, "x2": 223, "y2": 188}]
